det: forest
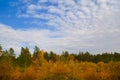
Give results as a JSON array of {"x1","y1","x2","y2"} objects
[{"x1": 0, "y1": 45, "x2": 120, "y2": 80}]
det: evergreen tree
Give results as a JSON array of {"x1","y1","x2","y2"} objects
[
  {"x1": 17, "y1": 47, "x2": 32, "y2": 68},
  {"x1": 0, "y1": 45, "x2": 2, "y2": 52},
  {"x1": 33, "y1": 46, "x2": 40, "y2": 59},
  {"x1": 49, "y1": 51, "x2": 57, "y2": 62},
  {"x1": 9, "y1": 48, "x2": 15, "y2": 57},
  {"x1": 44, "y1": 51, "x2": 49, "y2": 61}
]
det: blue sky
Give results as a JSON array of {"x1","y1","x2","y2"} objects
[{"x1": 0, "y1": 0, "x2": 120, "y2": 54}]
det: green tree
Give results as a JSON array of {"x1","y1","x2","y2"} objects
[
  {"x1": 44, "y1": 51, "x2": 49, "y2": 61},
  {"x1": 114, "y1": 52, "x2": 120, "y2": 61},
  {"x1": 49, "y1": 51, "x2": 57, "y2": 62},
  {"x1": 33, "y1": 46, "x2": 40, "y2": 59},
  {"x1": 17, "y1": 47, "x2": 32, "y2": 68},
  {"x1": 0, "y1": 45, "x2": 2, "y2": 57},
  {"x1": 9, "y1": 48, "x2": 15, "y2": 57},
  {"x1": 0, "y1": 45, "x2": 2, "y2": 52}
]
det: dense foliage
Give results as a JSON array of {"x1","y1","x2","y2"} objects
[{"x1": 0, "y1": 45, "x2": 120, "y2": 80}]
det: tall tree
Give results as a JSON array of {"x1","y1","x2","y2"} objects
[
  {"x1": 0, "y1": 45, "x2": 2, "y2": 52},
  {"x1": 0, "y1": 45, "x2": 3, "y2": 57},
  {"x1": 49, "y1": 51, "x2": 57, "y2": 62},
  {"x1": 9, "y1": 48, "x2": 15, "y2": 57},
  {"x1": 44, "y1": 51, "x2": 49, "y2": 61},
  {"x1": 33, "y1": 46, "x2": 40, "y2": 59},
  {"x1": 17, "y1": 47, "x2": 32, "y2": 68},
  {"x1": 33, "y1": 50, "x2": 45, "y2": 66}
]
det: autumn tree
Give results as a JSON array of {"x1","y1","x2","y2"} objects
[
  {"x1": 32, "y1": 50, "x2": 45, "y2": 66},
  {"x1": 0, "y1": 60, "x2": 13, "y2": 80}
]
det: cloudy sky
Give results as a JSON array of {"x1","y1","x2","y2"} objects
[{"x1": 0, "y1": 0, "x2": 120, "y2": 54}]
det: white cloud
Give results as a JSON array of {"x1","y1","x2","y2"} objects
[{"x1": 0, "y1": 0, "x2": 120, "y2": 54}]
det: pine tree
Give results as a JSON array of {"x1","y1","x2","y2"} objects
[{"x1": 17, "y1": 47, "x2": 32, "y2": 68}]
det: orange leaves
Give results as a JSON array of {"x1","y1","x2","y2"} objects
[
  {"x1": 0, "y1": 57, "x2": 120, "y2": 80},
  {"x1": 11, "y1": 67, "x2": 21, "y2": 80},
  {"x1": 21, "y1": 66, "x2": 39, "y2": 80},
  {"x1": 99, "y1": 71, "x2": 109, "y2": 80},
  {"x1": 0, "y1": 46, "x2": 120, "y2": 80},
  {"x1": 0, "y1": 60, "x2": 13, "y2": 80}
]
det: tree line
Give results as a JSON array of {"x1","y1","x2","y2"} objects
[
  {"x1": 0, "y1": 45, "x2": 120, "y2": 80},
  {"x1": 1, "y1": 45, "x2": 120, "y2": 64}
]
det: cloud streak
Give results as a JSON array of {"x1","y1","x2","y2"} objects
[{"x1": 0, "y1": 0, "x2": 120, "y2": 54}]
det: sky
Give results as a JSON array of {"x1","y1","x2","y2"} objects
[{"x1": 0, "y1": 0, "x2": 120, "y2": 55}]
